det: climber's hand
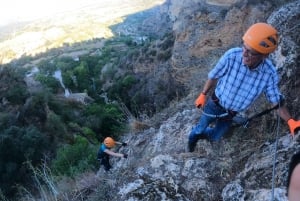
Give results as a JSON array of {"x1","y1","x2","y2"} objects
[
  {"x1": 122, "y1": 142, "x2": 127, "y2": 146},
  {"x1": 287, "y1": 119, "x2": 300, "y2": 137},
  {"x1": 195, "y1": 93, "x2": 206, "y2": 108},
  {"x1": 123, "y1": 154, "x2": 128, "y2": 159}
]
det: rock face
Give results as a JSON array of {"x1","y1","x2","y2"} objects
[{"x1": 91, "y1": 1, "x2": 300, "y2": 201}]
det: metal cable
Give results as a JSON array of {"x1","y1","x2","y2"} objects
[{"x1": 271, "y1": 110, "x2": 281, "y2": 201}]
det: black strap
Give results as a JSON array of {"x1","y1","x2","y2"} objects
[
  {"x1": 247, "y1": 104, "x2": 279, "y2": 121},
  {"x1": 239, "y1": 104, "x2": 280, "y2": 127}
]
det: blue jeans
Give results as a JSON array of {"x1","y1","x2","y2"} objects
[{"x1": 189, "y1": 98, "x2": 234, "y2": 142}]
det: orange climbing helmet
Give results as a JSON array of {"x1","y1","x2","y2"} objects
[
  {"x1": 104, "y1": 137, "x2": 116, "y2": 148},
  {"x1": 242, "y1": 23, "x2": 278, "y2": 54}
]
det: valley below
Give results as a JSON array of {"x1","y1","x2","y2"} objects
[{"x1": 0, "y1": 0, "x2": 165, "y2": 64}]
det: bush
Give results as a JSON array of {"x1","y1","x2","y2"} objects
[
  {"x1": 51, "y1": 136, "x2": 97, "y2": 177},
  {"x1": 73, "y1": 61, "x2": 90, "y2": 91},
  {"x1": 35, "y1": 74, "x2": 61, "y2": 93},
  {"x1": 37, "y1": 59, "x2": 56, "y2": 74},
  {"x1": 6, "y1": 85, "x2": 29, "y2": 104},
  {"x1": 122, "y1": 75, "x2": 137, "y2": 87},
  {"x1": 45, "y1": 111, "x2": 67, "y2": 138},
  {"x1": 21, "y1": 93, "x2": 49, "y2": 124},
  {"x1": 0, "y1": 126, "x2": 48, "y2": 197},
  {"x1": 83, "y1": 103, "x2": 126, "y2": 138},
  {"x1": 0, "y1": 66, "x2": 29, "y2": 105},
  {"x1": 61, "y1": 70, "x2": 76, "y2": 90}
]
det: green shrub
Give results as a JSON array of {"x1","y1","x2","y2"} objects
[
  {"x1": 21, "y1": 93, "x2": 48, "y2": 124},
  {"x1": 45, "y1": 111, "x2": 67, "y2": 138},
  {"x1": 51, "y1": 136, "x2": 97, "y2": 177},
  {"x1": 0, "y1": 66, "x2": 29, "y2": 105},
  {"x1": 55, "y1": 56, "x2": 77, "y2": 71},
  {"x1": 62, "y1": 70, "x2": 76, "y2": 89},
  {"x1": 6, "y1": 85, "x2": 29, "y2": 104},
  {"x1": 37, "y1": 59, "x2": 56, "y2": 74},
  {"x1": 73, "y1": 62, "x2": 90, "y2": 91},
  {"x1": 0, "y1": 126, "x2": 48, "y2": 196},
  {"x1": 82, "y1": 127, "x2": 98, "y2": 144},
  {"x1": 122, "y1": 75, "x2": 137, "y2": 87},
  {"x1": 35, "y1": 74, "x2": 61, "y2": 93},
  {"x1": 83, "y1": 103, "x2": 126, "y2": 138}
]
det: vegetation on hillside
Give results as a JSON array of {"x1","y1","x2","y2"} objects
[
  {"x1": 0, "y1": 64, "x2": 126, "y2": 198},
  {"x1": 0, "y1": 28, "x2": 184, "y2": 199}
]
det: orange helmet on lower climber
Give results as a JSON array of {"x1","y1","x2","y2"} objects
[{"x1": 104, "y1": 137, "x2": 116, "y2": 148}]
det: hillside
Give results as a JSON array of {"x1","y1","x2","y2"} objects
[
  {"x1": 87, "y1": 0, "x2": 300, "y2": 200},
  {"x1": 0, "y1": 0, "x2": 300, "y2": 200}
]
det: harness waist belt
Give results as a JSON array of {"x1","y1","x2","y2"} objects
[{"x1": 211, "y1": 92, "x2": 237, "y2": 116}]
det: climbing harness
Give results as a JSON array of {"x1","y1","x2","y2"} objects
[
  {"x1": 200, "y1": 103, "x2": 279, "y2": 126},
  {"x1": 200, "y1": 108, "x2": 229, "y2": 118},
  {"x1": 200, "y1": 92, "x2": 238, "y2": 119}
]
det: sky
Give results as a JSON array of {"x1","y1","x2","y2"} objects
[{"x1": 0, "y1": 0, "x2": 99, "y2": 26}]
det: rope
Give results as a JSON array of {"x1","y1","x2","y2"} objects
[
  {"x1": 271, "y1": 109, "x2": 281, "y2": 201},
  {"x1": 199, "y1": 108, "x2": 229, "y2": 118}
]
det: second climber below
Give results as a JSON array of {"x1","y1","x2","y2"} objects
[
  {"x1": 188, "y1": 22, "x2": 300, "y2": 152},
  {"x1": 97, "y1": 137, "x2": 128, "y2": 171}
]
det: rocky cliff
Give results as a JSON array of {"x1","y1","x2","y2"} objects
[
  {"x1": 2, "y1": 0, "x2": 299, "y2": 200},
  {"x1": 83, "y1": 1, "x2": 300, "y2": 201}
]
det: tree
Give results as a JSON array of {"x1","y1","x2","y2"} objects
[
  {"x1": 0, "y1": 126, "x2": 48, "y2": 197},
  {"x1": 51, "y1": 136, "x2": 97, "y2": 177}
]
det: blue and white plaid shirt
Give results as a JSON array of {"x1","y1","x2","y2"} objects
[{"x1": 208, "y1": 47, "x2": 282, "y2": 112}]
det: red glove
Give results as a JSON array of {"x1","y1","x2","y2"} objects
[
  {"x1": 287, "y1": 119, "x2": 300, "y2": 136},
  {"x1": 195, "y1": 93, "x2": 206, "y2": 108}
]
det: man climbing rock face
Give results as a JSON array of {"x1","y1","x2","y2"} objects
[
  {"x1": 188, "y1": 22, "x2": 300, "y2": 152},
  {"x1": 97, "y1": 137, "x2": 128, "y2": 171}
]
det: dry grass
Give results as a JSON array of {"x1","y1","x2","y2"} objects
[{"x1": 129, "y1": 119, "x2": 150, "y2": 132}]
